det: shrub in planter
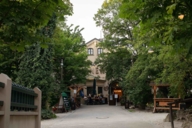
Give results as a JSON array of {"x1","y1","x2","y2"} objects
[{"x1": 41, "y1": 109, "x2": 56, "y2": 119}]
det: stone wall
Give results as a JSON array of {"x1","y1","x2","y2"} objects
[{"x1": 176, "y1": 109, "x2": 192, "y2": 128}]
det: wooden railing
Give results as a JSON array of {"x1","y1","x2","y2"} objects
[{"x1": 168, "y1": 98, "x2": 192, "y2": 128}]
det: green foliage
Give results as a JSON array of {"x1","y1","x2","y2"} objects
[
  {"x1": 16, "y1": 16, "x2": 57, "y2": 109},
  {"x1": 128, "y1": 109, "x2": 135, "y2": 112},
  {"x1": 124, "y1": 53, "x2": 160, "y2": 106},
  {"x1": 95, "y1": 49, "x2": 131, "y2": 81},
  {"x1": 120, "y1": 0, "x2": 192, "y2": 54},
  {"x1": 94, "y1": 0, "x2": 153, "y2": 106},
  {"x1": 155, "y1": 46, "x2": 192, "y2": 98},
  {"x1": 41, "y1": 109, "x2": 56, "y2": 120},
  {"x1": 119, "y1": 0, "x2": 192, "y2": 99},
  {"x1": 0, "y1": 0, "x2": 72, "y2": 50},
  {"x1": 94, "y1": 0, "x2": 133, "y2": 82},
  {"x1": 0, "y1": 0, "x2": 90, "y2": 110},
  {"x1": 128, "y1": 83, "x2": 152, "y2": 107},
  {"x1": 0, "y1": 44, "x2": 22, "y2": 80},
  {"x1": 94, "y1": 0, "x2": 135, "y2": 50},
  {"x1": 52, "y1": 25, "x2": 92, "y2": 92},
  {"x1": 16, "y1": 43, "x2": 55, "y2": 109}
]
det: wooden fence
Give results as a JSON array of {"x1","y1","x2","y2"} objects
[{"x1": 0, "y1": 73, "x2": 41, "y2": 128}]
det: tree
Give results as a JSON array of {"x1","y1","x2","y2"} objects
[
  {"x1": 0, "y1": 44, "x2": 21, "y2": 80},
  {"x1": 16, "y1": 43, "x2": 54, "y2": 109},
  {"x1": 0, "y1": 0, "x2": 72, "y2": 50},
  {"x1": 120, "y1": 0, "x2": 192, "y2": 54},
  {"x1": 94, "y1": 0, "x2": 135, "y2": 50},
  {"x1": 95, "y1": 48, "x2": 131, "y2": 82},
  {"x1": 16, "y1": 15, "x2": 57, "y2": 109},
  {"x1": 52, "y1": 25, "x2": 92, "y2": 91},
  {"x1": 119, "y1": 0, "x2": 192, "y2": 98},
  {"x1": 93, "y1": 0, "x2": 134, "y2": 81}
]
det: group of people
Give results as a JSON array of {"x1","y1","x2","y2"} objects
[{"x1": 84, "y1": 93, "x2": 105, "y2": 105}]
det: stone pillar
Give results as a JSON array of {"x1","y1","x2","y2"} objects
[
  {"x1": 33, "y1": 87, "x2": 41, "y2": 128},
  {"x1": 0, "y1": 73, "x2": 12, "y2": 128}
]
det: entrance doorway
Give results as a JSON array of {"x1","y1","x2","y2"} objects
[
  {"x1": 109, "y1": 81, "x2": 122, "y2": 105},
  {"x1": 113, "y1": 89, "x2": 122, "y2": 102}
]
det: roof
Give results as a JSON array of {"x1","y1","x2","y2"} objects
[{"x1": 86, "y1": 38, "x2": 102, "y2": 45}]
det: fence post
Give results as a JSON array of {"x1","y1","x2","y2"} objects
[
  {"x1": 33, "y1": 87, "x2": 41, "y2": 128},
  {"x1": 0, "y1": 73, "x2": 12, "y2": 128}
]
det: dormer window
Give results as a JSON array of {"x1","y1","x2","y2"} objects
[
  {"x1": 88, "y1": 48, "x2": 93, "y2": 55},
  {"x1": 97, "y1": 48, "x2": 103, "y2": 55}
]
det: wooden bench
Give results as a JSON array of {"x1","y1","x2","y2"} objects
[{"x1": 153, "y1": 98, "x2": 180, "y2": 113}]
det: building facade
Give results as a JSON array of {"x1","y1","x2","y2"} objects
[
  {"x1": 70, "y1": 38, "x2": 109, "y2": 99},
  {"x1": 85, "y1": 38, "x2": 108, "y2": 97}
]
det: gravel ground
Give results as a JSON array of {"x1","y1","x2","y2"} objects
[{"x1": 41, "y1": 104, "x2": 182, "y2": 128}]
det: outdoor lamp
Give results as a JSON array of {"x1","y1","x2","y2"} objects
[{"x1": 178, "y1": 14, "x2": 184, "y2": 20}]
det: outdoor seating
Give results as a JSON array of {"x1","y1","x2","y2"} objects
[
  {"x1": 86, "y1": 97, "x2": 107, "y2": 105},
  {"x1": 92, "y1": 97, "x2": 100, "y2": 105}
]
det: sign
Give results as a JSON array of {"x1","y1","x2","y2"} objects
[
  {"x1": 114, "y1": 94, "x2": 118, "y2": 98},
  {"x1": 74, "y1": 90, "x2": 77, "y2": 94},
  {"x1": 110, "y1": 95, "x2": 113, "y2": 100},
  {"x1": 114, "y1": 90, "x2": 122, "y2": 93},
  {"x1": 63, "y1": 97, "x2": 70, "y2": 111}
]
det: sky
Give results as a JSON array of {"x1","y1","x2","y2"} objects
[{"x1": 66, "y1": 0, "x2": 105, "y2": 43}]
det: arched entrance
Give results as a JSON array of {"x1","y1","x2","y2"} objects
[{"x1": 108, "y1": 81, "x2": 123, "y2": 105}]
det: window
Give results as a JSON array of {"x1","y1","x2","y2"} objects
[
  {"x1": 87, "y1": 87, "x2": 93, "y2": 96},
  {"x1": 96, "y1": 67, "x2": 99, "y2": 74},
  {"x1": 97, "y1": 48, "x2": 103, "y2": 55},
  {"x1": 98, "y1": 87, "x2": 103, "y2": 94},
  {"x1": 88, "y1": 48, "x2": 93, "y2": 55}
]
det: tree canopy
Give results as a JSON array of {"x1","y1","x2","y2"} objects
[
  {"x1": 52, "y1": 25, "x2": 92, "y2": 90},
  {"x1": 0, "y1": 0, "x2": 72, "y2": 50},
  {"x1": 0, "y1": 1, "x2": 91, "y2": 109},
  {"x1": 94, "y1": 0, "x2": 192, "y2": 107}
]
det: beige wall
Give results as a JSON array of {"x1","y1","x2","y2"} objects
[
  {"x1": 10, "y1": 116, "x2": 36, "y2": 128},
  {"x1": 87, "y1": 39, "x2": 106, "y2": 80},
  {"x1": 70, "y1": 38, "x2": 109, "y2": 100},
  {"x1": 85, "y1": 39, "x2": 109, "y2": 98},
  {"x1": 83, "y1": 80, "x2": 108, "y2": 98}
]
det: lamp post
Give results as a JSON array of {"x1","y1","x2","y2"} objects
[
  {"x1": 91, "y1": 63, "x2": 97, "y2": 96},
  {"x1": 61, "y1": 59, "x2": 63, "y2": 83}
]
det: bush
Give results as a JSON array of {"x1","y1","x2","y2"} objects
[
  {"x1": 120, "y1": 95, "x2": 126, "y2": 105},
  {"x1": 41, "y1": 109, "x2": 56, "y2": 119},
  {"x1": 128, "y1": 83, "x2": 153, "y2": 109}
]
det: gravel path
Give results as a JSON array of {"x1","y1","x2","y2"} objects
[{"x1": 41, "y1": 104, "x2": 182, "y2": 128}]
